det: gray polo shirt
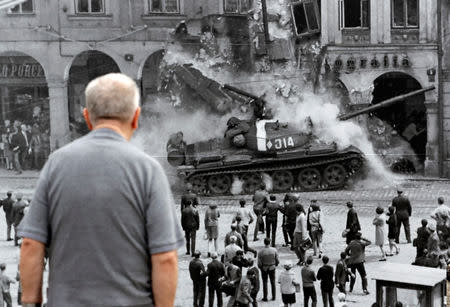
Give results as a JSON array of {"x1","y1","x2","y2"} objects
[{"x1": 19, "y1": 128, "x2": 184, "y2": 307}]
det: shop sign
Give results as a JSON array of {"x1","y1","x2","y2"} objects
[{"x1": 0, "y1": 64, "x2": 45, "y2": 78}]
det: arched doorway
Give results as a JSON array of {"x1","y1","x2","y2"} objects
[
  {"x1": 0, "y1": 51, "x2": 50, "y2": 170},
  {"x1": 141, "y1": 50, "x2": 165, "y2": 103},
  {"x1": 68, "y1": 50, "x2": 120, "y2": 136},
  {"x1": 370, "y1": 72, "x2": 427, "y2": 173}
]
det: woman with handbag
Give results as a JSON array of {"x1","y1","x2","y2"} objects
[
  {"x1": 308, "y1": 200, "x2": 324, "y2": 258},
  {"x1": 293, "y1": 204, "x2": 309, "y2": 266}
]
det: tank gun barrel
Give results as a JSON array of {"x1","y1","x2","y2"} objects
[
  {"x1": 223, "y1": 84, "x2": 261, "y2": 100},
  {"x1": 338, "y1": 86, "x2": 435, "y2": 121}
]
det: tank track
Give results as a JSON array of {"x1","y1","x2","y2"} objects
[{"x1": 184, "y1": 152, "x2": 364, "y2": 196}]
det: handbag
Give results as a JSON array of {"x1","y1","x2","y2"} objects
[
  {"x1": 341, "y1": 229, "x2": 349, "y2": 238},
  {"x1": 300, "y1": 237, "x2": 312, "y2": 250},
  {"x1": 294, "y1": 283, "x2": 301, "y2": 293},
  {"x1": 203, "y1": 231, "x2": 208, "y2": 240}
]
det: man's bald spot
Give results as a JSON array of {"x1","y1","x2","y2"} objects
[{"x1": 85, "y1": 73, "x2": 140, "y2": 123}]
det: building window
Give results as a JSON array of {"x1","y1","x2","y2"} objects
[
  {"x1": 8, "y1": 0, "x2": 34, "y2": 13},
  {"x1": 392, "y1": 0, "x2": 418, "y2": 28},
  {"x1": 290, "y1": 0, "x2": 320, "y2": 37},
  {"x1": 339, "y1": 0, "x2": 370, "y2": 29},
  {"x1": 75, "y1": 0, "x2": 105, "y2": 14},
  {"x1": 148, "y1": 0, "x2": 180, "y2": 13},
  {"x1": 224, "y1": 0, "x2": 251, "y2": 14}
]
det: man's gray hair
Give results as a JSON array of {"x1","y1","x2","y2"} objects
[{"x1": 85, "y1": 73, "x2": 140, "y2": 123}]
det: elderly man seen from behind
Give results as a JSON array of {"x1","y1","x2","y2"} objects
[{"x1": 18, "y1": 73, "x2": 184, "y2": 307}]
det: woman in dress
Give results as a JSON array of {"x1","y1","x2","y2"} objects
[{"x1": 373, "y1": 206, "x2": 387, "y2": 261}]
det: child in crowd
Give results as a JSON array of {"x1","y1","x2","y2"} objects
[
  {"x1": 386, "y1": 206, "x2": 399, "y2": 256},
  {"x1": 373, "y1": 206, "x2": 387, "y2": 261},
  {"x1": 335, "y1": 292, "x2": 348, "y2": 307},
  {"x1": 317, "y1": 255, "x2": 334, "y2": 307},
  {"x1": 301, "y1": 256, "x2": 317, "y2": 307}
]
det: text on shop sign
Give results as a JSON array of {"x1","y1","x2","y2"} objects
[{"x1": 0, "y1": 64, "x2": 45, "y2": 78}]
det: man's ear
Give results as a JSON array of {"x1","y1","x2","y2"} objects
[
  {"x1": 131, "y1": 107, "x2": 141, "y2": 130},
  {"x1": 83, "y1": 108, "x2": 94, "y2": 131}
]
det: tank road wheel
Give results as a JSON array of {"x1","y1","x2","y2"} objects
[
  {"x1": 297, "y1": 168, "x2": 321, "y2": 190},
  {"x1": 242, "y1": 173, "x2": 262, "y2": 194},
  {"x1": 207, "y1": 175, "x2": 232, "y2": 195},
  {"x1": 189, "y1": 175, "x2": 207, "y2": 195},
  {"x1": 323, "y1": 163, "x2": 347, "y2": 186},
  {"x1": 348, "y1": 158, "x2": 363, "y2": 172},
  {"x1": 272, "y1": 170, "x2": 294, "y2": 191}
]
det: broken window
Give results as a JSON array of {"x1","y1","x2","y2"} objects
[
  {"x1": 76, "y1": 0, "x2": 104, "y2": 13},
  {"x1": 8, "y1": 0, "x2": 33, "y2": 13},
  {"x1": 290, "y1": 0, "x2": 320, "y2": 37},
  {"x1": 392, "y1": 0, "x2": 418, "y2": 28},
  {"x1": 224, "y1": 0, "x2": 251, "y2": 13},
  {"x1": 339, "y1": 0, "x2": 370, "y2": 29},
  {"x1": 149, "y1": 0, "x2": 180, "y2": 13}
]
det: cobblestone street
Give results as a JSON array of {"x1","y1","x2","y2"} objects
[{"x1": 0, "y1": 172, "x2": 448, "y2": 306}]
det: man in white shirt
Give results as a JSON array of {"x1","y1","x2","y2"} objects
[{"x1": 430, "y1": 197, "x2": 450, "y2": 239}]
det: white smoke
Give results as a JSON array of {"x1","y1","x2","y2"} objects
[
  {"x1": 262, "y1": 172, "x2": 273, "y2": 192},
  {"x1": 231, "y1": 175, "x2": 244, "y2": 195}
]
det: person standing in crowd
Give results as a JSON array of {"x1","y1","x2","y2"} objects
[
  {"x1": 12, "y1": 193, "x2": 27, "y2": 246},
  {"x1": 234, "y1": 199, "x2": 254, "y2": 236},
  {"x1": 345, "y1": 232, "x2": 371, "y2": 295},
  {"x1": 308, "y1": 200, "x2": 324, "y2": 258},
  {"x1": 232, "y1": 250, "x2": 250, "y2": 271},
  {"x1": 40, "y1": 128, "x2": 50, "y2": 161},
  {"x1": 430, "y1": 197, "x2": 450, "y2": 240},
  {"x1": 2, "y1": 119, "x2": 13, "y2": 170},
  {"x1": 252, "y1": 183, "x2": 268, "y2": 241},
  {"x1": 189, "y1": 251, "x2": 207, "y2": 307},
  {"x1": 234, "y1": 216, "x2": 257, "y2": 258},
  {"x1": 392, "y1": 189, "x2": 412, "y2": 243},
  {"x1": 225, "y1": 224, "x2": 243, "y2": 249},
  {"x1": 246, "y1": 256, "x2": 260, "y2": 307},
  {"x1": 0, "y1": 263, "x2": 15, "y2": 307},
  {"x1": 0, "y1": 191, "x2": 14, "y2": 241},
  {"x1": 335, "y1": 251, "x2": 353, "y2": 294},
  {"x1": 278, "y1": 261, "x2": 298, "y2": 307},
  {"x1": 386, "y1": 206, "x2": 399, "y2": 256},
  {"x1": 225, "y1": 261, "x2": 241, "y2": 307},
  {"x1": 181, "y1": 183, "x2": 199, "y2": 211},
  {"x1": 18, "y1": 73, "x2": 183, "y2": 306},
  {"x1": 10, "y1": 124, "x2": 27, "y2": 175},
  {"x1": 258, "y1": 237, "x2": 279, "y2": 301},
  {"x1": 235, "y1": 270, "x2": 254, "y2": 307},
  {"x1": 265, "y1": 195, "x2": 279, "y2": 247},
  {"x1": 29, "y1": 123, "x2": 43, "y2": 170},
  {"x1": 206, "y1": 252, "x2": 225, "y2": 307},
  {"x1": 182, "y1": 200, "x2": 200, "y2": 255},
  {"x1": 414, "y1": 219, "x2": 430, "y2": 258},
  {"x1": 279, "y1": 195, "x2": 291, "y2": 247},
  {"x1": 373, "y1": 207, "x2": 387, "y2": 261},
  {"x1": 225, "y1": 236, "x2": 242, "y2": 264},
  {"x1": 205, "y1": 203, "x2": 220, "y2": 256},
  {"x1": 317, "y1": 255, "x2": 334, "y2": 307},
  {"x1": 293, "y1": 204, "x2": 308, "y2": 265},
  {"x1": 21, "y1": 124, "x2": 32, "y2": 170},
  {"x1": 281, "y1": 194, "x2": 298, "y2": 250},
  {"x1": 345, "y1": 201, "x2": 361, "y2": 245},
  {"x1": 301, "y1": 256, "x2": 317, "y2": 307}
]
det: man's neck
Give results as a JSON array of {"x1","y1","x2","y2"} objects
[{"x1": 93, "y1": 122, "x2": 131, "y2": 140}]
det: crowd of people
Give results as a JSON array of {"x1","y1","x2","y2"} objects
[
  {"x1": 0, "y1": 107, "x2": 50, "y2": 174},
  {"x1": 181, "y1": 183, "x2": 448, "y2": 307}
]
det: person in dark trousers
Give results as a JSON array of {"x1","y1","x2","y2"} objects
[
  {"x1": 414, "y1": 219, "x2": 430, "y2": 258},
  {"x1": 317, "y1": 255, "x2": 334, "y2": 307},
  {"x1": 258, "y1": 237, "x2": 279, "y2": 301},
  {"x1": 301, "y1": 256, "x2": 317, "y2": 307},
  {"x1": 345, "y1": 232, "x2": 371, "y2": 295},
  {"x1": 10, "y1": 125, "x2": 28, "y2": 174},
  {"x1": 345, "y1": 201, "x2": 361, "y2": 245},
  {"x1": 386, "y1": 206, "x2": 399, "y2": 256},
  {"x1": 206, "y1": 252, "x2": 225, "y2": 307},
  {"x1": 335, "y1": 251, "x2": 353, "y2": 294},
  {"x1": 252, "y1": 183, "x2": 268, "y2": 241},
  {"x1": 181, "y1": 183, "x2": 199, "y2": 211},
  {"x1": 0, "y1": 191, "x2": 14, "y2": 241},
  {"x1": 281, "y1": 194, "x2": 298, "y2": 250},
  {"x1": 182, "y1": 200, "x2": 200, "y2": 255},
  {"x1": 190, "y1": 251, "x2": 207, "y2": 307},
  {"x1": 392, "y1": 189, "x2": 412, "y2": 243},
  {"x1": 234, "y1": 216, "x2": 257, "y2": 257},
  {"x1": 0, "y1": 263, "x2": 15, "y2": 307},
  {"x1": 265, "y1": 195, "x2": 279, "y2": 247},
  {"x1": 247, "y1": 257, "x2": 260, "y2": 307},
  {"x1": 12, "y1": 193, "x2": 27, "y2": 246}
]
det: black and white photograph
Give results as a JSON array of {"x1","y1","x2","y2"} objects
[{"x1": 0, "y1": 0, "x2": 448, "y2": 306}]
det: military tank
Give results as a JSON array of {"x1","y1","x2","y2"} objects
[{"x1": 167, "y1": 86, "x2": 434, "y2": 195}]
